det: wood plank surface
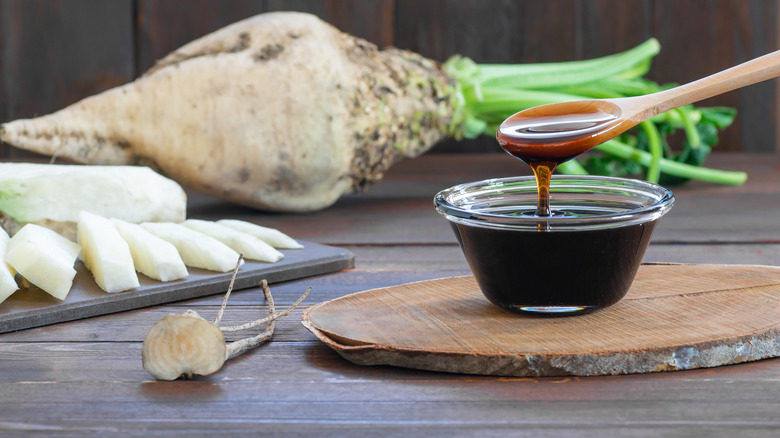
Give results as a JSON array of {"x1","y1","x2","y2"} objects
[
  {"x1": 0, "y1": 150, "x2": 776, "y2": 436},
  {"x1": 1, "y1": 341, "x2": 780, "y2": 436},
  {"x1": 1, "y1": 340, "x2": 779, "y2": 437},
  {"x1": 650, "y1": 0, "x2": 779, "y2": 153},
  {"x1": 0, "y1": 0, "x2": 135, "y2": 158}
]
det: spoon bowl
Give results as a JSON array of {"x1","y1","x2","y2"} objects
[
  {"x1": 498, "y1": 100, "x2": 623, "y2": 141},
  {"x1": 497, "y1": 100, "x2": 628, "y2": 164}
]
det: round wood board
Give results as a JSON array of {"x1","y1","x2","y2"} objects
[{"x1": 302, "y1": 263, "x2": 780, "y2": 376}]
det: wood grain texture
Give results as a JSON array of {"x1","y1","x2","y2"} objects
[
  {"x1": 394, "y1": 0, "x2": 575, "y2": 154},
  {"x1": 266, "y1": 0, "x2": 396, "y2": 48},
  {"x1": 0, "y1": 154, "x2": 776, "y2": 436},
  {"x1": 2, "y1": 340, "x2": 780, "y2": 436},
  {"x1": 304, "y1": 264, "x2": 780, "y2": 376},
  {"x1": 0, "y1": 0, "x2": 135, "y2": 157},
  {"x1": 136, "y1": 0, "x2": 266, "y2": 73},
  {"x1": 579, "y1": 0, "x2": 652, "y2": 58},
  {"x1": 650, "y1": 0, "x2": 778, "y2": 153}
]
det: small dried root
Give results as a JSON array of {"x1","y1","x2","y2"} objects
[{"x1": 142, "y1": 255, "x2": 311, "y2": 380}]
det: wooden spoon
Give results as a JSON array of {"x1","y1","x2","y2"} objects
[{"x1": 497, "y1": 49, "x2": 780, "y2": 161}]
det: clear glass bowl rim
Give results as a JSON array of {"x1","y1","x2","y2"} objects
[{"x1": 434, "y1": 175, "x2": 675, "y2": 231}]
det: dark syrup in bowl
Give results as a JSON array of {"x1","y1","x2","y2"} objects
[{"x1": 435, "y1": 176, "x2": 674, "y2": 315}]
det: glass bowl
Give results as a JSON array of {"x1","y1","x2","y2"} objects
[{"x1": 434, "y1": 175, "x2": 675, "y2": 316}]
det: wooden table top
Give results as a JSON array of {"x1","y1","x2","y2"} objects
[{"x1": 1, "y1": 153, "x2": 778, "y2": 436}]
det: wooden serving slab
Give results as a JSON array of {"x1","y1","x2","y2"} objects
[
  {"x1": 303, "y1": 263, "x2": 780, "y2": 376},
  {"x1": 0, "y1": 241, "x2": 352, "y2": 334}
]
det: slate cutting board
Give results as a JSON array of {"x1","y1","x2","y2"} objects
[
  {"x1": 0, "y1": 241, "x2": 352, "y2": 333},
  {"x1": 303, "y1": 263, "x2": 780, "y2": 376}
]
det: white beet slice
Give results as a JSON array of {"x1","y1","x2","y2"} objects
[
  {"x1": 141, "y1": 222, "x2": 242, "y2": 273},
  {"x1": 217, "y1": 219, "x2": 302, "y2": 249},
  {"x1": 0, "y1": 228, "x2": 19, "y2": 304},
  {"x1": 5, "y1": 224, "x2": 81, "y2": 300},
  {"x1": 112, "y1": 218, "x2": 188, "y2": 282},
  {"x1": 78, "y1": 211, "x2": 139, "y2": 293},
  {"x1": 184, "y1": 219, "x2": 283, "y2": 263}
]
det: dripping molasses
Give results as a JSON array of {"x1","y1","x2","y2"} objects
[{"x1": 496, "y1": 102, "x2": 635, "y2": 217}]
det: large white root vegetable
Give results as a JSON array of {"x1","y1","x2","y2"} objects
[
  {"x1": 0, "y1": 12, "x2": 453, "y2": 212},
  {"x1": 0, "y1": 162, "x2": 186, "y2": 239}
]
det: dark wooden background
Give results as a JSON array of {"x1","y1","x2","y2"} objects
[{"x1": 1, "y1": 0, "x2": 778, "y2": 158}]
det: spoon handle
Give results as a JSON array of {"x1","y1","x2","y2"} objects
[{"x1": 626, "y1": 49, "x2": 780, "y2": 120}]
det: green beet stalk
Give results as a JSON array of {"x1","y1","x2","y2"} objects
[
  {"x1": 639, "y1": 121, "x2": 662, "y2": 183},
  {"x1": 595, "y1": 139, "x2": 747, "y2": 185},
  {"x1": 446, "y1": 38, "x2": 747, "y2": 186}
]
